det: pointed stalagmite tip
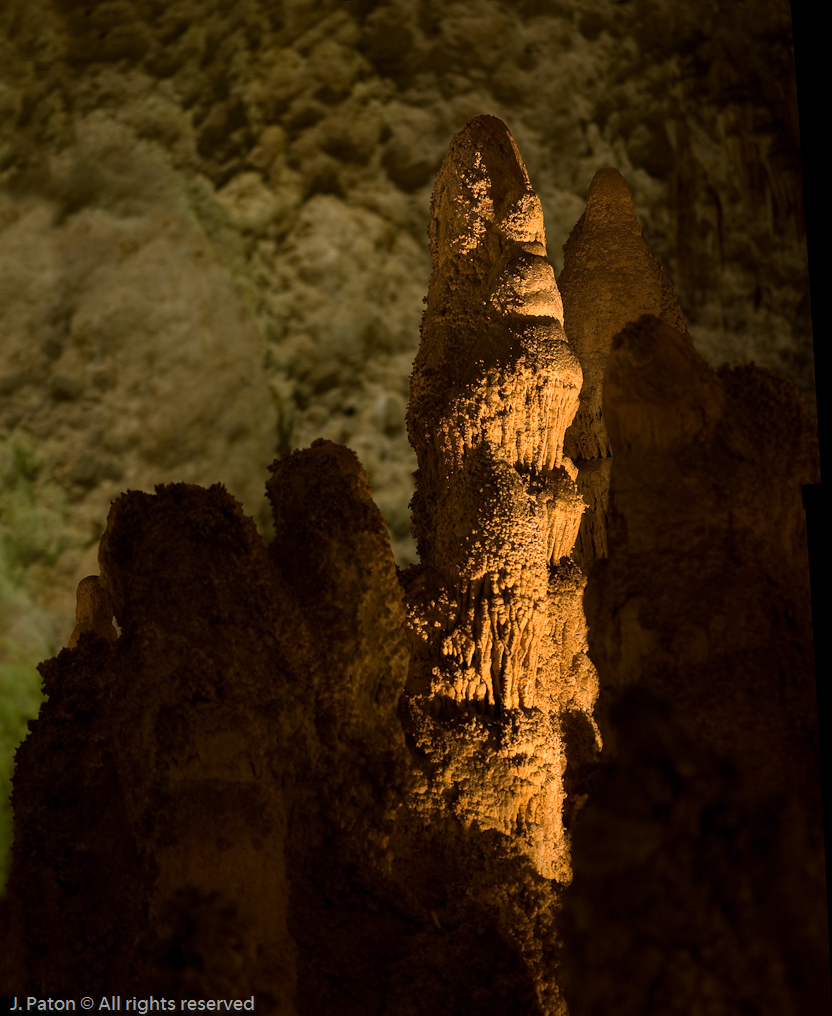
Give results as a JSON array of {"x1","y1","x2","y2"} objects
[
  {"x1": 585, "y1": 167, "x2": 640, "y2": 230},
  {"x1": 75, "y1": 575, "x2": 112, "y2": 623},
  {"x1": 430, "y1": 115, "x2": 546, "y2": 262},
  {"x1": 443, "y1": 115, "x2": 527, "y2": 189}
]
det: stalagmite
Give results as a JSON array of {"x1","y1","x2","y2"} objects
[
  {"x1": 558, "y1": 313, "x2": 827, "y2": 1016},
  {"x1": 67, "y1": 574, "x2": 119, "y2": 648},
  {"x1": 402, "y1": 114, "x2": 600, "y2": 893},
  {"x1": 559, "y1": 167, "x2": 690, "y2": 571},
  {"x1": 6, "y1": 484, "x2": 299, "y2": 1004}
]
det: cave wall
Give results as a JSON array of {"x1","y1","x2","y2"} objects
[
  {"x1": 0, "y1": 106, "x2": 825, "y2": 1013},
  {"x1": 0, "y1": 0, "x2": 814, "y2": 903}
]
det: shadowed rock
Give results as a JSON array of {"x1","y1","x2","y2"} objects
[
  {"x1": 558, "y1": 314, "x2": 828, "y2": 1016},
  {"x1": 67, "y1": 574, "x2": 119, "y2": 648},
  {"x1": 559, "y1": 168, "x2": 691, "y2": 571},
  {"x1": 6, "y1": 484, "x2": 298, "y2": 1004}
]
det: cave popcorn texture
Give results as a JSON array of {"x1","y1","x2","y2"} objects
[{"x1": 403, "y1": 114, "x2": 598, "y2": 884}]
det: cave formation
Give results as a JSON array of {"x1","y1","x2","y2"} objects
[{"x1": 0, "y1": 116, "x2": 826, "y2": 1016}]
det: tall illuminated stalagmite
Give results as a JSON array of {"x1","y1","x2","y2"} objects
[{"x1": 402, "y1": 115, "x2": 599, "y2": 884}]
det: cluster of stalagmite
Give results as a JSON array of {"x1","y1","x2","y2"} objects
[
  {"x1": 1, "y1": 114, "x2": 825, "y2": 1016},
  {"x1": 402, "y1": 115, "x2": 599, "y2": 884},
  {"x1": 558, "y1": 313, "x2": 827, "y2": 1015}
]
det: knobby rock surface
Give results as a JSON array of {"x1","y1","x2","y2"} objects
[
  {"x1": 403, "y1": 115, "x2": 598, "y2": 894},
  {"x1": 0, "y1": 116, "x2": 825, "y2": 1016}
]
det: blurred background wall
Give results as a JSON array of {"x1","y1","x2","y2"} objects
[{"x1": 0, "y1": 0, "x2": 811, "y2": 888}]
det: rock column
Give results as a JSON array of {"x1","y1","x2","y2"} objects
[{"x1": 402, "y1": 115, "x2": 599, "y2": 887}]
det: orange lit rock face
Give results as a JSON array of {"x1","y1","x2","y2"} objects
[
  {"x1": 403, "y1": 115, "x2": 597, "y2": 884},
  {"x1": 409, "y1": 116, "x2": 579, "y2": 541}
]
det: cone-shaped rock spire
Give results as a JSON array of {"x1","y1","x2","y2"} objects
[
  {"x1": 406, "y1": 114, "x2": 587, "y2": 714},
  {"x1": 559, "y1": 167, "x2": 691, "y2": 569},
  {"x1": 402, "y1": 116, "x2": 599, "y2": 885}
]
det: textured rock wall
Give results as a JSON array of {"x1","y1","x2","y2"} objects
[
  {"x1": 2, "y1": 112, "x2": 824, "y2": 1014},
  {"x1": 0, "y1": 0, "x2": 815, "y2": 938}
]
